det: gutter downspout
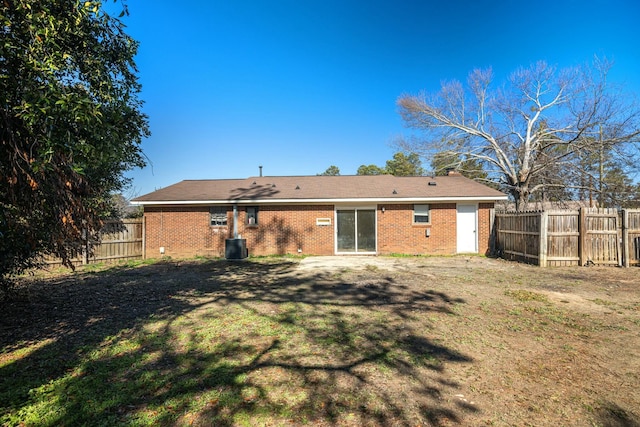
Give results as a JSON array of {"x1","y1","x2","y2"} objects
[{"x1": 233, "y1": 204, "x2": 238, "y2": 238}]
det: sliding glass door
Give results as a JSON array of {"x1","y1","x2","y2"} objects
[{"x1": 336, "y1": 209, "x2": 376, "y2": 253}]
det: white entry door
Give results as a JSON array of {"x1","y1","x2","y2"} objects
[{"x1": 457, "y1": 204, "x2": 478, "y2": 253}]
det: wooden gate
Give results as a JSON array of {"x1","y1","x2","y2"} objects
[
  {"x1": 494, "y1": 211, "x2": 541, "y2": 264},
  {"x1": 545, "y1": 210, "x2": 580, "y2": 266},
  {"x1": 580, "y1": 208, "x2": 621, "y2": 266},
  {"x1": 623, "y1": 209, "x2": 640, "y2": 267}
]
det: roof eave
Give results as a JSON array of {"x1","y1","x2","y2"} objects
[{"x1": 131, "y1": 195, "x2": 508, "y2": 206}]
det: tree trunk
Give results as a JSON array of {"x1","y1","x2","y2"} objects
[{"x1": 511, "y1": 188, "x2": 529, "y2": 212}]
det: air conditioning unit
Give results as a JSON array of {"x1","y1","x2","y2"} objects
[{"x1": 225, "y1": 238, "x2": 248, "y2": 260}]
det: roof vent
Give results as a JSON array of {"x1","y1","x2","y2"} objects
[
  {"x1": 295, "y1": 185, "x2": 300, "y2": 190},
  {"x1": 428, "y1": 181, "x2": 437, "y2": 186},
  {"x1": 252, "y1": 181, "x2": 257, "y2": 185},
  {"x1": 392, "y1": 189, "x2": 398, "y2": 194},
  {"x1": 272, "y1": 184, "x2": 276, "y2": 188}
]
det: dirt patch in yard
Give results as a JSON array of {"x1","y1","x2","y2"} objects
[{"x1": 1, "y1": 256, "x2": 639, "y2": 426}]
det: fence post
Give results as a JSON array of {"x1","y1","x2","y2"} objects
[
  {"x1": 489, "y1": 208, "x2": 496, "y2": 256},
  {"x1": 81, "y1": 227, "x2": 89, "y2": 265},
  {"x1": 142, "y1": 215, "x2": 147, "y2": 260},
  {"x1": 494, "y1": 213, "x2": 500, "y2": 257},
  {"x1": 539, "y1": 211, "x2": 548, "y2": 267},
  {"x1": 622, "y1": 209, "x2": 629, "y2": 268},
  {"x1": 579, "y1": 208, "x2": 586, "y2": 266}
]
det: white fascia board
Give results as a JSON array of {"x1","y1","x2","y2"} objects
[{"x1": 131, "y1": 195, "x2": 508, "y2": 206}]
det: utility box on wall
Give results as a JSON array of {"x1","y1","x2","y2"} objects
[{"x1": 225, "y1": 238, "x2": 248, "y2": 260}]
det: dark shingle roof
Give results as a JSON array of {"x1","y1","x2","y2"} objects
[{"x1": 132, "y1": 175, "x2": 507, "y2": 204}]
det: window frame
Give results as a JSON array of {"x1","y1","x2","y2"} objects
[
  {"x1": 246, "y1": 206, "x2": 259, "y2": 226},
  {"x1": 413, "y1": 204, "x2": 430, "y2": 224},
  {"x1": 209, "y1": 206, "x2": 228, "y2": 227}
]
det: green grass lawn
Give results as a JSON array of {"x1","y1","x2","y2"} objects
[
  {"x1": 1, "y1": 257, "x2": 639, "y2": 426},
  {"x1": 2, "y1": 259, "x2": 459, "y2": 426}
]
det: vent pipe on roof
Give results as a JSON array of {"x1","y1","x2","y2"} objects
[{"x1": 259, "y1": 165, "x2": 263, "y2": 177}]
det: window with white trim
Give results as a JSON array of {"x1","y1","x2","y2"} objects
[
  {"x1": 210, "y1": 207, "x2": 227, "y2": 226},
  {"x1": 413, "y1": 204, "x2": 430, "y2": 224}
]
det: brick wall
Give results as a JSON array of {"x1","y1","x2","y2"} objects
[
  {"x1": 478, "y1": 203, "x2": 494, "y2": 255},
  {"x1": 377, "y1": 203, "x2": 457, "y2": 255},
  {"x1": 239, "y1": 205, "x2": 335, "y2": 256},
  {"x1": 144, "y1": 206, "x2": 227, "y2": 259},
  {"x1": 143, "y1": 205, "x2": 335, "y2": 258},
  {"x1": 143, "y1": 202, "x2": 495, "y2": 258}
]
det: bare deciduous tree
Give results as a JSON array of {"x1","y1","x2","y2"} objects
[{"x1": 397, "y1": 59, "x2": 640, "y2": 211}]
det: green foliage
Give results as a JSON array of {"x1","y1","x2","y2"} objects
[
  {"x1": 356, "y1": 164, "x2": 386, "y2": 175},
  {"x1": 317, "y1": 165, "x2": 340, "y2": 176},
  {"x1": 384, "y1": 152, "x2": 424, "y2": 176},
  {"x1": 357, "y1": 152, "x2": 424, "y2": 176},
  {"x1": 596, "y1": 166, "x2": 640, "y2": 208},
  {"x1": 577, "y1": 142, "x2": 640, "y2": 208},
  {"x1": 0, "y1": 0, "x2": 149, "y2": 285}
]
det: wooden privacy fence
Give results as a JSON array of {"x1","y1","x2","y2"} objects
[
  {"x1": 46, "y1": 219, "x2": 143, "y2": 266},
  {"x1": 495, "y1": 208, "x2": 640, "y2": 267},
  {"x1": 624, "y1": 209, "x2": 640, "y2": 267}
]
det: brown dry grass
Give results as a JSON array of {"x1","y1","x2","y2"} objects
[{"x1": 1, "y1": 256, "x2": 639, "y2": 426}]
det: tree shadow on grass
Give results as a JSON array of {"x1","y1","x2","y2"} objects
[
  {"x1": 1, "y1": 258, "x2": 475, "y2": 426},
  {"x1": 594, "y1": 402, "x2": 640, "y2": 427}
]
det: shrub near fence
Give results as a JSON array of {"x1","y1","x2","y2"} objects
[
  {"x1": 495, "y1": 208, "x2": 640, "y2": 267},
  {"x1": 45, "y1": 219, "x2": 143, "y2": 267}
]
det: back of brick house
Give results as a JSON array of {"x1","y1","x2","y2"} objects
[{"x1": 132, "y1": 174, "x2": 507, "y2": 258}]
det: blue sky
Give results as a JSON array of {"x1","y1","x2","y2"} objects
[{"x1": 119, "y1": 0, "x2": 640, "y2": 197}]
